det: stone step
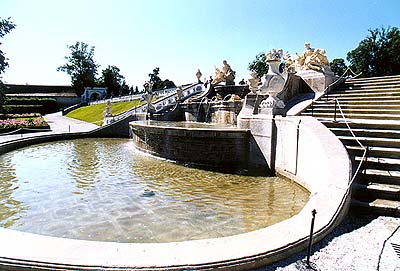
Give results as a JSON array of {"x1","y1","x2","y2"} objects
[
  {"x1": 311, "y1": 104, "x2": 400, "y2": 110},
  {"x1": 339, "y1": 135, "x2": 400, "y2": 148},
  {"x1": 335, "y1": 85, "x2": 400, "y2": 92},
  {"x1": 323, "y1": 96, "x2": 400, "y2": 102},
  {"x1": 355, "y1": 157, "x2": 400, "y2": 171},
  {"x1": 331, "y1": 127, "x2": 400, "y2": 138},
  {"x1": 346, "y1": 75, "x2": 400, "y2": 84},
  {"x1": 321, "y1": 120, "x2": 400, "y2": 130},
  {"x1": 305, "y1": 108, "x2": 400, "y2": 114},
  {"x1": 303, "y1": 112, "x2": 400, "y2": 121},
  {"x1": 325, "y1": 92, "x2": 400, "y2": 99},
  {"x1": 360, "y1": 173, "x2": 400, "y2": 186},
  {"x1": 346, "y1": 145, "x2": 400, "y2": 159},
  {"x1": 313, "y1": 99, "x2": 400, "y2": 105},
  {"x1": 353, "y1": 182, "x2": 400, "y2": 201},
  {"x1": 351, "y1": 198, "x2": 400, "y2": 216}
]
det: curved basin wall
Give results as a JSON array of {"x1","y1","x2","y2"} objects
[
  {"x1": 130, "y1": 123, "x2": 251, "y2": 172},
  {"x1": 0, "y1": 116, "x2": 352, "y2": 271}
]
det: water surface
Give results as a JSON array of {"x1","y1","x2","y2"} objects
[{"x1": 0, "y1": 138, "x2": 309, "y2": 242}]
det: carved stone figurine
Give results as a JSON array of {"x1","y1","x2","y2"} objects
[
  {"x1": 295, "y1": 42, "x2": 331, "y2": 72},
  {"x1": 196, "y1": 69, "x2": 202, "y2": 83},
  {"x1": 103, "y1": 100, "x2": 112, "y2": 117},
  {"x1": 248, "y1": 72, "x2": 260, "y2": 93},
  {"x1": 212, "y1": 60, "x2": 236, "y2": 85},
  {"x1": 176, "y1": 86, "x2": 183, "y2": 100}
]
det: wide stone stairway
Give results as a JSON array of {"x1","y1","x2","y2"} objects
[{"x1": 301, "y1": 74, "x2": 400, "y2": 216}]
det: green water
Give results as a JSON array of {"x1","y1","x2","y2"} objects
[{"x1": 0, "y1": 138, "x2": 309, "y2": 242}]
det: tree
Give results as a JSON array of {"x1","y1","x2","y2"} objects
[
  {"x1": 330, "y1": 58, "x2": 347, "y2": 76},
  {"x1": 248, "y1": 52, "x2": 268, "y2": 78},
  {"x1": 57, "y1": 42, "x2": 99, "y2": 96},
  {"x1": 347, "y1": 26, "x2": 400, "y2": 77},
  {"x1": 0, "y1": 17, "x2": 16, "y2": 108},
  {"x1": 120, "y1": 80, "x2": 130, "y2": 96},
  {"x1": 148, "y1": 67, "x2": 162, "y2": 89},
  {"x1": 147, "y1": 67, "x2": 175, "y2": 90},
  {"x1": 99, "y1": 65, "x2": 125, "y2": 97}
]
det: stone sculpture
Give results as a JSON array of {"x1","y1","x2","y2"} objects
[
  {"x1": 103, "y1": 101, "x2": 112, "y2": 117},
  {"x1": 248, "y1": 72, "x2": 260, "y2": 93},
  {"x1": 265, "y1": 48, "x2": 284, "y2": 75},
  {"x1": 196, "y1": 69, "x2": 202, "y2": 83},
  {"x1": 265, "y1": 48, "x2": 283, "y2": 62},
  {"x1": 295, "y1": 42, "x2": 330, "y2": 72},
  {"x1": 283, "y1": 51, "x2": 295, "y2": 73},
  {"x1": 176, "y1": 86, "x2": 183, "y2": 100},
  {"x1": 212, "y1": 60, "x2": 236, "y2": 85}
]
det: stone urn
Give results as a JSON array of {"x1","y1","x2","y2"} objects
[{"x1": 266, "y1": 60, "x2": 281, "y2": 75}]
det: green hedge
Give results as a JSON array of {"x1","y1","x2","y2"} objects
[
  {"x1": 1, "y1": 97, "x2": 58, "y2": 114},
  {"x1": 4, "y1": 97, "x2": 57, "y2": 105}
]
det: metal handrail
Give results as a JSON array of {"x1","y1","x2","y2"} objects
[
  {"x1": 325, "y1": 67, "x2": 362, "y2": 101},
  {"x1": 312, "y1": 67, "x2": 366, "y2": 185},
  {"x1": 334, "y1": 98, "x2": 368, "y2": 186}
]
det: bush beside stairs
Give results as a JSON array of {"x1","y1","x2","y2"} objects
[{"x1": 301, "y1": 74, "x2": 400, "y2": 216}]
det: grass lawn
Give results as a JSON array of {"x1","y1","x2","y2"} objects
[{"x1": 66, "y1": 100, "x2": 144, "y2": 125}]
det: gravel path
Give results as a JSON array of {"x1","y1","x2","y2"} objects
[{"x1": 256, "y1": 213, "x2": 400, "y2": 271}]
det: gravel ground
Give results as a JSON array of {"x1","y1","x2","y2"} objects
[{"x1": 256, "y1": 213, "x2": 400, "y2": 271}]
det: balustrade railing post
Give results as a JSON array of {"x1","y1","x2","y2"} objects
[
  {"x1": 311, "y1": 100, "x2": 314, "y2": 117},
  {"x1": 334, "y1": 99, "x2": 337, "y2": 122},
  {"x1": 306, "y1": 209, "x2": 317, "y2": 267}
]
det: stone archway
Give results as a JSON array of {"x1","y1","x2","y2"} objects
[
  {"x1": 89, "y1": 92, "x2": 101, "y2": 101},
  {"x1": 81, "y1": 87, "x2": 108, "y2": 104}
]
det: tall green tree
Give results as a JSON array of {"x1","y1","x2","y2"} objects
[
  {"x1": 347, "y1": 26, "x2": 400, "y2": 77},
  {"x1": 330, "y1": 58, "x2": 348, "y2": 76},
  {"x1": 248, "y1": 52, "x2": 268, "y2": 78},
  {"x1": 57, "y1": 42, "x2": 99, "y2": 96},
  {"x1": 147, "y1": 67, "x2": 175, "y2": 90},
  {"x1": 148, "y1": 67, "x2": 162, "y2": 89},
  {"x1": 99, "y1": 65, "x2": 125, "y2": 97},
  {"x1": 0, "y1": 17, "x2": 16, "y2": 108}
]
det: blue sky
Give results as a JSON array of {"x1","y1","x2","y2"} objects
[{"x1": 1, "y1": 0, "x2": 399, "y2": 88}]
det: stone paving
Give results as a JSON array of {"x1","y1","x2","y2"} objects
[
  {"x1": 257, "y1": 213, "x2": 400, "y2": 271},
  {"x1": 0, "y1": 112, "x2": 98, "y2": 144}
]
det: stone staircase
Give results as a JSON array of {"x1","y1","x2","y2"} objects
[{"x1": 301, "y1": 74, "x2": 400, "y2": 216}]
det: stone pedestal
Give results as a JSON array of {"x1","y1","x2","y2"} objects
[
  {"x1": 211, "y1": 101, "x2": 243, "y2": 125},
  {"x1": 296, "y1": 70, "x2": 337, "y2": 93},
  {"x1": 237, "y1": 94, "x2": 269, "y2": 118}
]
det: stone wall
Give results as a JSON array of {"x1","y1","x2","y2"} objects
[{"x1": 130, "y1": 123, "x2": 250, "y2": 173}]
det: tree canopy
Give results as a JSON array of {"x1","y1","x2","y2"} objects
[
  {"x1": 57, "y1": 42, "x2": 99, "y2": 96},
  {"x1": 248, "y1": 52, "x2": 268, "y2": 78},
  {"x1": 148, "y1": 67, "x2": 175, "y2": 90},
  {"x1": 347, "y1": 26, "x2": 400, "y2": 77},
  {"x1": 0, "y1": 17, "x2": 16, "y2": 107},
  {"x1": 330, "y1": 58, "x2": 348, "y2": 76},
  {"x1": 0, "y1": 17, "x2": 16, "y2": 83},
  {"x1": 99, "y1": 65, "x2": 125, "y2": 97}
]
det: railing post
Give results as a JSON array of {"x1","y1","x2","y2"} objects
[
  {"x1": 334, "y1": 99, "x2": 337, "y2": 122},
  {"x1": 306, "y1": 209, "x2": 317, "y2": 267},
  {"x1": 311, "y1": 100, "x2": 314, "y2": 117},
  {"x1": 326, "y1": 85, "x2": 330, "y2": 101}
]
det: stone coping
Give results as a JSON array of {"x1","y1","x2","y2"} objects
[
  {"x1": 0, "y1": 118, "x2": 352, "y2": 270},
  {"x1": 130, "y1": 120, "x2": 248, "y2": 132}
]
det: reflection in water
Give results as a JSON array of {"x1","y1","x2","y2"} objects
[
  {"x1": 0, "y1": 138, "x2": 309, "y2": 242},
  {"x1": 0, "y1": 157, "x2": 25, "y2": 227}
]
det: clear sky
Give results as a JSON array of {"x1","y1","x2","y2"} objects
[{"x1": 1, "y1": 0, "x2": 399, "y2": 88}]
